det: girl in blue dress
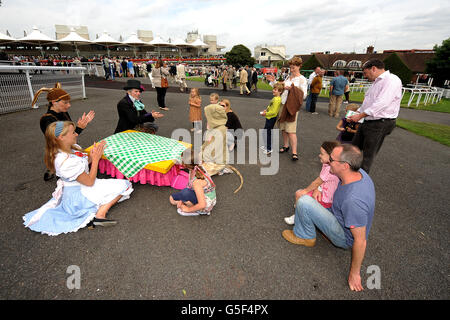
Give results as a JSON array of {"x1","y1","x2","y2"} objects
[{"x1": 23, "y1": 121, "x2": 133, "y2": 236}]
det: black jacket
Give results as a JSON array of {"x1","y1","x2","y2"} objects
[
  {"x1": 40, "y1": 109, "x2": 83, "y2": 135},
  {"x1": 114, "y1": 95, "x2": 155, "y2": 133}
]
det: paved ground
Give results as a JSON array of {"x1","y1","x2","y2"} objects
[{"x1": 0, "y1": 77, "x2": 449, "y2": 300}]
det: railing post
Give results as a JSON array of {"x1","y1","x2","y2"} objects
[
  {"x1": 25, "y1": 70, "x2": 38, "y2": 109},
  {"x1": 81, "y1": 69, "x2": 86, "y2": 99}
]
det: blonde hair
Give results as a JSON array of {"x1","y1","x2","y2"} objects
[
  {"x1": 190, "y1": 88, "x2": 200, "y2": 98},
  {"x1": 273, "y1": 82, "x2": 285, "y2": 93},
  {"x1": 220, "y1": 98, "x2": 232, "y2": 113},
  {"x1": 346, "y1": 103, "x2": 359, "y2": 112},
  {"x1": 44, "y1": 121, "x2": 81, "y2": 173},
  {"x1": 289, "y1": 57, "x2": 303, "y2": 67},
  {"x1": 210, "y1": 93, "x2": 219, "y2": 101}
]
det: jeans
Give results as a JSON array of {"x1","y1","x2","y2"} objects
[
  {"x1": 263, "y1": 117, "x2": 277, "y2": 151},
  {"x1": 310, "y1": 93, "x2": 318, "y2": 113},
  {"x1": 305, "y1": 94, "x2": 312, "y2": 112},
  {"x1": 293, "y1": 195, "x2": 350, "y2": 249}
]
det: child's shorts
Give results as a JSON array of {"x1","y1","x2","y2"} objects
[{"x1": 171, "y1": 188, "x2": 198, "y2": 204}]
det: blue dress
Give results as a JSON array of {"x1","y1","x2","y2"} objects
[{"x1": 23, "y1": 149, "x2": 133, "y2": 236}]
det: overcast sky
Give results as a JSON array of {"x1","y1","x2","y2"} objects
[{"x1": 1, "y1": 0, "x2": 449, "y2": 56}]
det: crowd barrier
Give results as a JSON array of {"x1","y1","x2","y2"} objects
[{"x1": 0, "y1": 65, "x2": 86, "y2": 114}]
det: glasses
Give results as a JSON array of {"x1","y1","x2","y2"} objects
[{"x1": 329, "y1": 155, "x2": 349, "y2": 165}]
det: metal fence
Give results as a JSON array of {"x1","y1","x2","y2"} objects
[
  {"x1": 320, "y1": 81, "x2": 445, "y2": 107},
  {"x1": 0, "y1": 65, "x2": 87, "y2": 115}
]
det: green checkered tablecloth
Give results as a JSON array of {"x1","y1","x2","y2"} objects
[{"x1": 102, "y1": 131, "x2": 188, "y2": 178}]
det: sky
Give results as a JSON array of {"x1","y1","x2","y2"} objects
[{"x1": 1, "y1": 0, "x2": 449, "y2": 57}]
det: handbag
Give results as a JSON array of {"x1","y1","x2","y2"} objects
[{"x1": 160, "y1": 68, "x2": 169, "y2": 88}]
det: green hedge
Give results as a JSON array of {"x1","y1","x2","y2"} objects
[{"x1": 383, "y1": 53, "x2": 412, "y2": 85}]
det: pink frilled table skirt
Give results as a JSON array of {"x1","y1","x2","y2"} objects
[{"x1": 98, "y1": 158, "x2": 180, "y2": 186}]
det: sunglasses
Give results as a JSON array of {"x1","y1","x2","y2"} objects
[{"x1": 329, "y1": 155, "x2": 349, "y2": 165}]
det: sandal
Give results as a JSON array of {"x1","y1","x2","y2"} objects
[
  {"x1": 279, "y1": 146, "x2": 290, "y2": 153},
  {"x1": 292, "y1": 154, "x2": 299, "y2": 161}
]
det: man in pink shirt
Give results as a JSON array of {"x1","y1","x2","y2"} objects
[{"x1": 348, "y1": 59, "x2": 402, "y2": 173}]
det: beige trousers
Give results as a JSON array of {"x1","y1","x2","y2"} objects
[
  {"x1": 240, "y1": 82, "x2": 250, "y2": 94},
  {"x1": 328, "y1": 95, "x2": 343, "y2": 118}
]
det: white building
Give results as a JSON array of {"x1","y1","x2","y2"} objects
[{"x1": 254, "y1": 44, "x2": 287, "y2": 66}]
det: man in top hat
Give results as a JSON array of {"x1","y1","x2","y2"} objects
[{"x1": 114, "y1": 79, "x2": 164, "y2": 134}]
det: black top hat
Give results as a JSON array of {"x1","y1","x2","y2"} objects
[{"x1": 123, "y1": 79, "x2": 144, "y2": 92}]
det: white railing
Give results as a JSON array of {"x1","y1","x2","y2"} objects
[
  {"x1": 319, "y1": 80, "x2": 445, "y2": 107},
  {"x1": 80, "y1": 62, "x2": 105, "y2": 77},
  {"x1": 402, "y1": 87, "x2": 444, "y2": 107},
  {"x1": 0, "y1": 65, "x2": 87, "y2": 114}
]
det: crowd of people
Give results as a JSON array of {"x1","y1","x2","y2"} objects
[{"x1": 22, "y1": 56, "x2": 402, "y2": 292}]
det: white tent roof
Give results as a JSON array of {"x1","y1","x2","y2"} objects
[
  {"x1": 123, "y1": 33, "x2": 147, "y2": 45},
  {"x1": 148, "y1": 35, "x2": 172, "y2": 46},
  {"x1": 58, "y1": 28, "x2": 91, "y2": 43},
  {"x1": 190, "y1": 38, "x2": 208, "y2": 48},
  {"x1": 171, "y1": 37, "x2": 194, "y2": 47},
  {"x1": 0, "y1": 31, "x2": 15, "y2": 43},
  {"x1": 17, "y1": 26, "x2": 54, "y2": 43},
  {"x1": 94, "y1": 32, "x2": 120, "y2": 45}
]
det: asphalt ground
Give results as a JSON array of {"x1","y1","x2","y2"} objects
[{"x1": 0, "y1": 77, "x2": 449, "y2": 300}]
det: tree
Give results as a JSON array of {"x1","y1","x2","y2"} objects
[
  {"x1": 383, "y1": 53, "x2": 412, "y2": 85},
  {"x1": 426, "y1": 38, "x2": 450, "y2": 87},
  {"x1": 224, "y1": 44, "x2": 255, "y2": 68}
]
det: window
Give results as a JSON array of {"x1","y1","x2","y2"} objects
[
  {"x1": 260, "y1": 52, "x2": 266, "y2": 56},
  {"x1": 347, "y1": 60, "x2": 361, "y2": 68},
  {"x1": 332, "y1": 60, "x2": 347, "y2": 68}
]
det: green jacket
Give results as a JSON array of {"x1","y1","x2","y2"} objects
[{"x1": 265, "y1": 96, "x2": 282, "y2": 119}]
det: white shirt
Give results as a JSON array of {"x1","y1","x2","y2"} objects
[
  {"x1": 359, "y1": 70, "x2": 402, "y2": 120},
  {"x1": 307, "y1": 72, "x2": 317, "y2": 86},
  {"x1": 272, "y1": 75, "x2": 307, "y2": 105}
]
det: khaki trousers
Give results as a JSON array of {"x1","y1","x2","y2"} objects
[
  {"x1": 328, "y1": 95, "x2": 343, "y2": 118},
  {"x1": 240, "y1": 82, "x2": 250, "y2": 94}
]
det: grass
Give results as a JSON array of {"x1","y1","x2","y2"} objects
[
  {"x1": 187, "y1": 77, "x2": 273, "y2": 90},
  {"x1": 396, "y1": 118, "x2": 450, "y2": 147}
]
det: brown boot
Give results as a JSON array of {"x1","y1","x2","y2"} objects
[{"x1": 282, "y1": 230, "x2": 316, "y2": 247}]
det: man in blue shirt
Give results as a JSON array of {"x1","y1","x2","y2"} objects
[
  {"x1": 282, "y1": 144, "x2": 375, "y2": 291},
  {"x1": 328, "y1": 70, "x2": 349, "y2": 118}
]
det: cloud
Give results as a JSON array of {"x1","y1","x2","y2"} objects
[{"x1": 1, "y1": 0, "x2": 448, "y2": 56}]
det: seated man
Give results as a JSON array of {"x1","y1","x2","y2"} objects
[
  {"x1": 114, "y1": 79, "x2": 163, "y2": 134},
  {"x1": 282, "y1": 144, "x2": 375, "y2": 292}
]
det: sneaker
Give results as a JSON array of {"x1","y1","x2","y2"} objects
[
  {"x1": 190, "y1": 128, "x2": 195, "y2": 132},
  {"x1": 263, "y1": 148, "x2": 272, "y2": 155},
  {"x1": 159, "y1": 107, "x2": 169, "y2": 111},
  {"x1": 177, "y1": 208, "x2": 199, "y2": 216},
  {"x1": 312, "y1": 112, "x2": 319, "y2": 115},
  {"x1": 284, "y1": 214, "x2": 295, "y2": 225},
  {"x1": 343, "y1": 101, "x2": 349, "y2": 104}
]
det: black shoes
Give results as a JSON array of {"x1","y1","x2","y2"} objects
[
  {"x1": 43, "y1": 171, "x2": 55, "y2": 181},
  {"x1": 87, "y1": 218, "x2": 117, "y2": 229}
]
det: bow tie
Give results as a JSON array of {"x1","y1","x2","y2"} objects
[{"x1": 133, "y1": 100, "x2": 145, "y2": 111}]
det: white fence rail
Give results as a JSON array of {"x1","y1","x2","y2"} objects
[
  {"x1": 320, "y1": 81, "x2": 445, "y2": 107},
  {"x1": 0, "y1": 66, "x2": 87, "y2": 114}
]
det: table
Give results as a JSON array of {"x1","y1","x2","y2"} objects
[{"x1": 85, "y1": 130, "x2": 191, "y2": 186}]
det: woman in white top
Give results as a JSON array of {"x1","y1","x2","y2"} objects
[
  {"x1": 267, "y1": 57, "x2": 307, "y2": 160},
  {"x1": 23, "y1": 121, "x2": 133, "y2": 235},
  {"x1": 151, "y1": 59, "x2": 170, "y2": 111}
]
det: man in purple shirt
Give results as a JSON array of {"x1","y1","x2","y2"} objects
[{"x1": 348, "y1": 59, "x2": 402, "y2": 173}]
